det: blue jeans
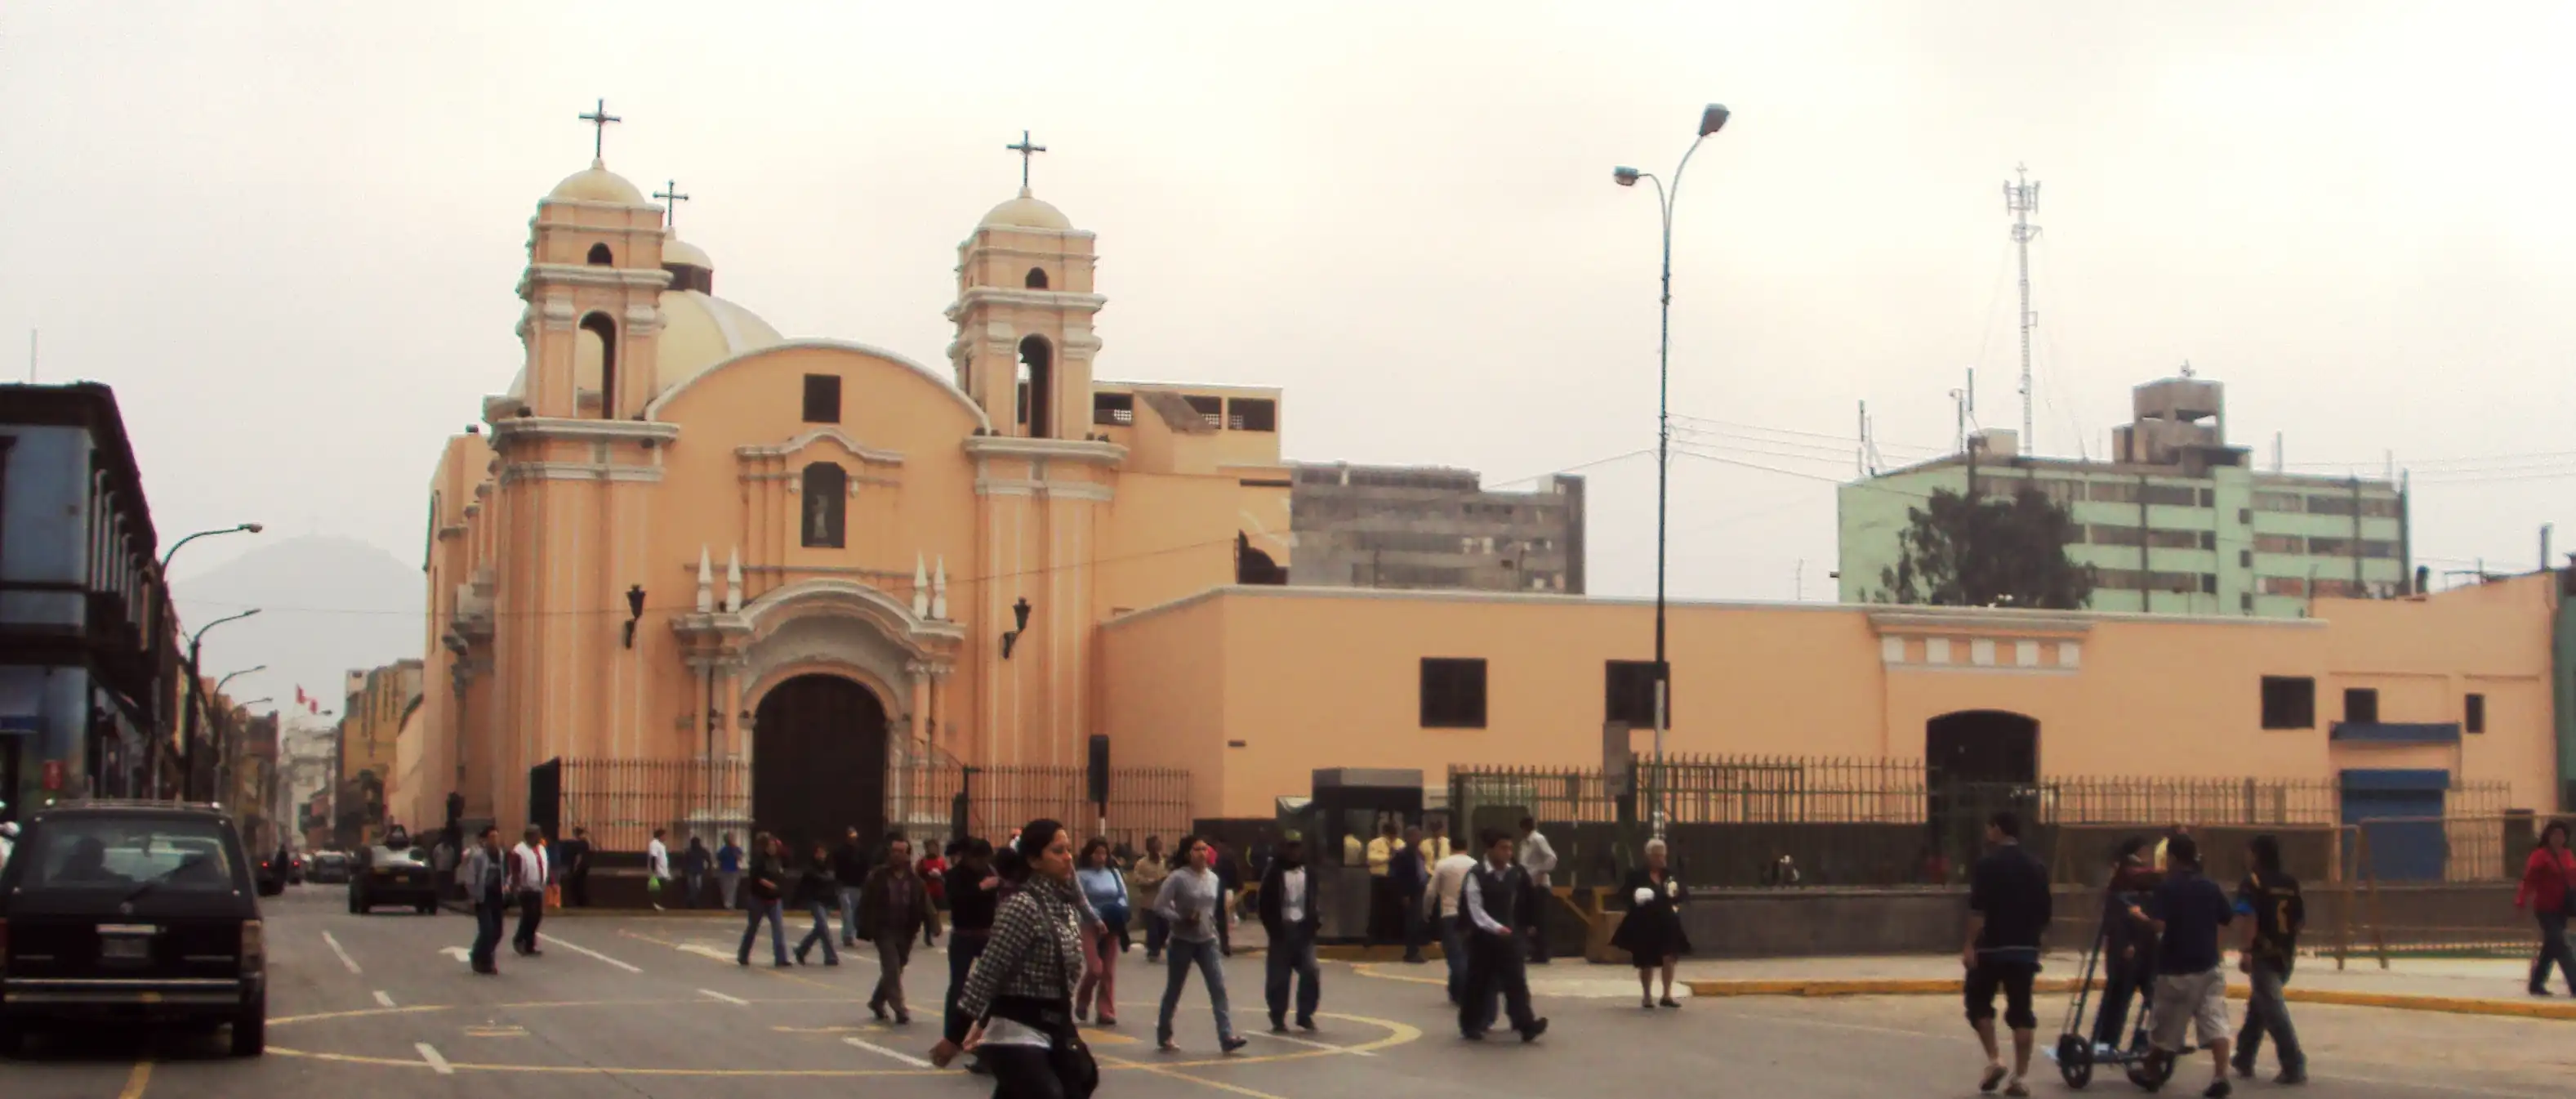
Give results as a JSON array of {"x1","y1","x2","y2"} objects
[
  {"x1": 1157, "y1": 937, "x2": 1235, "y2": 1044},
  {"x1": 840, "y1": 887, "x2": 865, "y2": 945},
  {"x1": 470, "y1": 892, "x2": 505, "y2": 970},
  {"x1": 1264, "y1": 923, "x2": 1321, "y2": 1025},
  {"x1": 798, "y1": 900, "x2": 840, "y2": 964},
  {"x1": 738, "y1": 899, "x2": 789, "y2": 965},
  {"x1": 1438, "y1": 915, "x2": 1468, "y2": 1003},
  {"x1": 2235, "y1": 958, "x2": 2304, "y2": 1074}
]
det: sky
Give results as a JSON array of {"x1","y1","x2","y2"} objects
[{"x1": 4, "y1": 1, "x2": 2571, "y2": 606}]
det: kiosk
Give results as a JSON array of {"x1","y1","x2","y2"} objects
[{"x1": 1305, "y1": 768, "x2": 1424, "y2": 943}]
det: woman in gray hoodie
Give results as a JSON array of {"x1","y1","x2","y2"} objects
[{"x1": 1152, "y1": 835, "x2": 1247, "y2": 1054}]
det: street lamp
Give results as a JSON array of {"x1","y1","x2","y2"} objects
[
  {"x1": 151, "y1": 523, "x2": 260, "y2": 793},
  {"x1": 179, "y1": 608, "x2": 261, "y2": 802},
  {"x1": 159, "y1": 523, "x2": 263, "y2": 572},
  {"x1": 214, "y1": 664, "x2": 267, "y2": 698},
  {"x1": 1613, "y1": 101, "x2": 1729, "y2": 837}
]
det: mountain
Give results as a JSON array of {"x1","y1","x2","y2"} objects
[{"x1": 169, "y1": 535, "x2": 424, "y2": 720}]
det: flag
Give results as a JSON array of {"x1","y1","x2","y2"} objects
[
  {"x1": 309, "y1": 699, "x2": 319, "y2": 714},
  {"x1": 295, "y1": 686, "x2": 307, "y2": 704}
]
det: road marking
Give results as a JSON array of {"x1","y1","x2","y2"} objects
[
  {"x1": 535, "y1": 933, "x2": 642, "y2": 973},
  {"x1": 698, "y1": 989, "x2": 748, "y2": 1005},
  {"x1": 415, "y1": 1042, "x2": 453, "y2": 1075},
  {"x1": 1250, "y1": 1028, "x2": 1374, "y2": 1056},
  {"x1": 320, "y1": 931, "x2": 362, "y2": 975},
  {"x1": 118, "y1": 1061, "x2": 151, "y2": 1099},
  {"x1": 1102, "y1": 1055, "x2": 1290, "y2": 1099},
  {"x1": 678, "y1": 943, "x2": 735, "y2": 963},
  {"x1": 439, "y1": 946, "x2": 471, "y2": 964},
  {"x1": 373, "y1": 990, "x2": 397, "y2": 1008},
  {"x1": 840, "y1": 1035, "x2": 934, "y2": 1068}
]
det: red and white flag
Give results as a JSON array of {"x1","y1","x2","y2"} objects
[{"x1": 295, "y1": 686, "x2": 307, "y2": 704}]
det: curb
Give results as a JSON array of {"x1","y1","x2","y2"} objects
[{"x1": 1676, "y1": 976, "x2": 2576, "y2": 1021}]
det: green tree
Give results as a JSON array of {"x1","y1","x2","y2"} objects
[{"x1": 1879, "y1": 486, "x2": 2095, "y2": 610}]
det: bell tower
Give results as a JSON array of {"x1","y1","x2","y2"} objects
[
  {"x1": 516, "y1": 101, "x2": 668, "y2": 420},
  {"x1": 945, "y1": 132, "x2": 1103, "y2": 439}
]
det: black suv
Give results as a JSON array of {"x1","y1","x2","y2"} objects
[
  {"x1": 349, "y1": 843, "x2": 437, "y2": 914},
  {"x1": 0, "y1": 801, "x2": 267, "y2": 1057}
]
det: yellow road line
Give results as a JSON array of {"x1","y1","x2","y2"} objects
[
  {"x1": 118, "y1": 1061, "x2": 152, "y2": 1099},
  {"x1": 1669, "y1": 975, "x2": 2576, "y2": 1021},
  {"x1": 1103, "y1": 1054, "x2": 1292, "y2": 1099}
]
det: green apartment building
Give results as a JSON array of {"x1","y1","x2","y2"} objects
[{"x1": 1838, "y1": 376, "x2": 2410, "y2": 617}]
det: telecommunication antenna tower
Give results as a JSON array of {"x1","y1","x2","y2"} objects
[{"x1": 2003, "y1": 165, "x2": 2041, "y2": 453}]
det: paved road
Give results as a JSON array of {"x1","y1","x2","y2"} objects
[{"x1": 7, "y1": 885, "x2": 2567, "y2": 1098}]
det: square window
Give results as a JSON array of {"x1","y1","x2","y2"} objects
[
  {"x1": 2465, "y1": 693, "x2": 2485, "y2": 734},
  {"x1": 1604, "y1": 660, "x2": 1664, "y2": 727},
  {"x1": 801, "y1": 374, "x2": 842, "y2": 423},
  {"x1": 1229, "y1": 398, "x2": 1278, "y2": 432},
  {"x1": 2240, "y1": 549, "x2": 2253, "y2": 568},
  {"x1": 1420, "y1": 659, "x2": 1487, "y2": 729},
  {"x1": 2260, "y1": 676, "x2": 2315, "y2": 730},
  {"x1": 2343, "y1": 687, "x2": 2380, "y2": 725}
]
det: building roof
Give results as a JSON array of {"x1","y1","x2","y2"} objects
[
  {"x1": 505, "y1": 288, "x2": 784, "y2": 400},
  {"x1": 980, "y1": 188, "x2": 1073, "y2": 230},
  {"x1": 547, "y1": 159, "x2": 648, "y2": 205}
]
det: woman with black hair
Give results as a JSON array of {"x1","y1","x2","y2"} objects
[
  {"x1": 2516, "y1": 819, "x2": 2576, "y2": 997},
  {"x1": 1152, "y1": 834, "x2": 1248, "y2": 1053},
  {"x1": 933, "y1": 821, "x2": 1098, "y2": 1099}
]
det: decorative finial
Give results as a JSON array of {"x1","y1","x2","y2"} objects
[
  {"x1": 931, "y1": 556, "x2": 949, "y2": 621},
  {"x1": 1006, "y1": 129, "x2": 1047, "y2": 193},
  {"x1": 695, "y1": 546, "x2": 714, "y2": 613},
  {"x1": 724, "y1": 547, "x2": 744, "y2": 613},
  {"x1": 912, "y1": 553, "x2": 931, "y2": 619},
  {"x1": 579, "y1": 98, "x2": 622, "y2": 161},
  {"x1": 654, "y1": 179, "x2": 690, "y2": 229}
]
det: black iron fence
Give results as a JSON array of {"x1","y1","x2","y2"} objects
[
  {"x1": 1451, "y1": 758, "x2": 2516, "y2": 889},
  {"x1": 554, "y1": 757, "x2": 751, "y2": 855}
]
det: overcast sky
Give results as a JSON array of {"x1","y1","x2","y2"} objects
[{"x1": 6, "y1": 1, "x2": 2570, "y2": 606}]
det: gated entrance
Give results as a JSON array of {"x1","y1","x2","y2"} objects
[{"x1": 751, "y1": 673, "x2": 889, "y2": 856}]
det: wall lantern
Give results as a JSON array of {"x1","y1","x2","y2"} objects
[
  {"x1": 1001, "y1": 597, "x2": 1033, "y2": 659},
  {"x1": 622, "y1": 584, "x2": 646, "y2": 648}
]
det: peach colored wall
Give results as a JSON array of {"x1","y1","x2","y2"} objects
[{"x1": 1099, "y1": 579, "x2": 2563, "y2": 820}]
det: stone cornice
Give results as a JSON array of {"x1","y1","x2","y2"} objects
[
  {"x1": 1866, "y1": 609, "x2": 2093, "y2": 638},
  {"x1": 517, "y1": 264, "x2": 675, "y2": 297},
  {"x1": 943, "y1": 287, "x2": 1108, "y2": 321},
  {"x1": 488, "y1": 416, "x2": 683, "y2": 446},
  {"x1": 963, "y1": 435, "x2": 1125, "y2": 467},
  {"x1": 497, "y1": 461, "x2": 664, "y2": 485},
  {"x1": 736, "y1": 427, "x2": 906, "y2": 467}
]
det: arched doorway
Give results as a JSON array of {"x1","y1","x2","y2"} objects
[
  {"x1": 751, "y1": 674, "x2": 889, "y2": 857},
  {"x1": 1924, "y1": 710, "x2": 2041, "y2": 875}
]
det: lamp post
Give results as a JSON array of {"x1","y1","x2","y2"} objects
[
  {"x1": 216, "y1": 698, "x2": 271, "y2": 807},
  {"x1": 158, "y1": 522, "x2": 264, "y2": 573},
  {"x1": 179, "y1": 609, "x2": 261, "y2": 801},
  {"x1": 1613, "y1": 102, "x2": 1729, "y2": 837},
  {"x1": 152, "y1": 523, "x2": 261, "y2": 793}
]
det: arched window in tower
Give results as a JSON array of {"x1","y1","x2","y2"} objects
[
  {"x1": 577, "y1": 312, "x2": 619, "y2": 418},
  {"x1": 800, "y1": 462, "x2": 848, "y2": 549},
  {"x1": 586, "y1": 243, "x2": 614, "y2": 266},
  {"x1": 1024, "y1": 266, "x2": 1050, "y2": 289},
  {"x1": 1016, "y1": 335, "x2": 1054, "y2": 439}
]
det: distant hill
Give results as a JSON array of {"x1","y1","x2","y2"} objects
[{"x1": 169, "y1": 535, "x2": 423, "y2": 719}]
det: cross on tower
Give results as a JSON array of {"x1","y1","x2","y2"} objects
[
  {"x1": 579, "y1": 98, "x2": 622, "y2": 160},
  {"x1": 653, "y1": 180, "x2": 690, "y2": 228},
  {"x1": 1006, "y1": 129, "x2": 1047, "y2": 191}
]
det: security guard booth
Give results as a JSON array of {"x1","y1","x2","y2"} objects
[{"x1": 1307, "y1": 768, "x2": 1424, "y2": 943}]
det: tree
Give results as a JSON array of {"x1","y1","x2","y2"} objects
[{"x1": 1879, "y1": 486, "x2": 2095, "y2": 610}]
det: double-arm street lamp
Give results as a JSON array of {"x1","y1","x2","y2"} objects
[
  {"x1": 180, "y1": 609, "x2": 261, "y2": 801},
  {"x1": 1613, "y1": 103, "x2": 1730, "y2": 836}
]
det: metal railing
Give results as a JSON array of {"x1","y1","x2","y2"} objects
[{"x1": 887, "y1": 761, "x2": 1192, "y2": 855}]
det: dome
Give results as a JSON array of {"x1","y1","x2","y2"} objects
[
  {"x1": 502, "y1": 289, "x2": 783, "y2": 402},
  {"x1": 547, "y1": 159, "x2": 648, "y2": 205},
  {"x1": 980, "y1": 189, "x2": 1072, "y2": 230},
  {"x1": 663, "y1": 236, "x2": 714, "y2": 270}
]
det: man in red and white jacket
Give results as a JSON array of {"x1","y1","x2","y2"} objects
[{"x1": 508, "y1": 827, "x2": 550, "y2": 958}]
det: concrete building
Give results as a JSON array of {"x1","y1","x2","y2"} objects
[
  {"x1": 1288, "y1": 463, "x2": 1584, "y2": 594},
  {"x1": 1838, "y1": 374, "x2": 2409, "y2": 616},
  {"x1": 0, "y1": 382, "x2": 175, "y2": 813},
  {"x1": 337, "y1": 659, "x2": 421, "y2": 847}
]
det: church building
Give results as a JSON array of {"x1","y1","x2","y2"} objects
[{"x1": 413, "y1": 133, "x2": 1296, "y2": 851}]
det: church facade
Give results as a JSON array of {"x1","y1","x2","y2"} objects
[{"x1": 410, "y1": 151, "x2": 1295, "y2": 850}]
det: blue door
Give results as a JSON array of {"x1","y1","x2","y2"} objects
[{"x1": 2340, "y1": 770, "x2": 2447, "y2": 882}]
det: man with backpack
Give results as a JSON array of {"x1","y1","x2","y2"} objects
[{"x1": 2231, "y1": 834, "x2": 2306, "y2": 1084}]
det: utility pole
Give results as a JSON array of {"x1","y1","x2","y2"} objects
[{"x1": 2004, "y1": 166, "x2": 2041, "y2": 453}]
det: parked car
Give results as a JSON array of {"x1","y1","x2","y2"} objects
[
  {"x1": 285, "y1": 852, "x2": 305, "y2": 884},
  {"x1": 0, "y1": 800, "x2": 268, "y2": 1057},
  {"x1": 305, "y1": 851, "x2": 351, "y2": 885},
  {"x1": 349, "y1": 844, "x2": 437, "y2": 915},
  {"x1": 252, "y1": 850, "x2": 287, "y2": 896}
]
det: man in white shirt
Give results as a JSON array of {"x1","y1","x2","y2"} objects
[
  {"x1": 645, "y1": 828, "x2": 671, "y2": 911},
  {"x1": 1518, "y1": 817, "x2": 1558, "y2": 963},
  {"x1": 507, "y1": 827, "x2": 550, "y2": 958},
  {"x1": 1257, "y1": 833, "x2": 1323, "y2": 1032},
  {"x1": 1430, "y1": 847, "x2": 1480, "y2": 1003},
  {"x1": 1458, "y1": 829, "x2": 1547, "y2": 1042}
]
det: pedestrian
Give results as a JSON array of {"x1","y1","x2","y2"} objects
[
  {"x1": 645, "y1": 828, "x2": 672, "y2": 911},
  {"x1": 716, "y1": 832, "x2": 746, "y2": 910},
  {"x1": 2515, "y1": 819, "x2": 2575, "y2": 997},
  {"x1": 1364, "y1": 820, "x2": 1402, "y2": 945},
  {"x1": 508, "y1": 826, "x2": 550, "y2": 958},
  {"x1": 737, "y1": 832, "x2": 791, "y2": 967},
  {"x1": 1257, "y1": 831, "x2": 1321, "y2": 1032},
  {"x1": 792, "y1": 840, "x2": 841, "y2": 967},
  {"x1": 1458, "y1": 828, "x2": 1547, "y2": 1043},
  {"x1": 1429, "y1": 842, "x2": 1478, "y2": 1004},
  {"x1": 1611, "y1": 837, "x2": 1690, "y2": 1009},
  {"x1": 2231, "y1": 834, "x2": 2306, "y2": 1084},
  {"x1": 942, "y1": 838, "x2": 1003, "y2": 1073},
  {"x1": 1075, "y1": 838, "x2": 1130, "y2": 1026},
  {"x1": 1210, "y1": 840, "x2": 1241, "y2": 957},
  {"x1": 929, "y1": 820, "x2": 1100, "y2": 1099},
  {"x1": 680, "y1": 835, "x2": 711, "y2": 908},
  {"x1": 835, "y1": 826, "x2": 871, "y2": 948},
  {"x1": 559, "y1": 827, "x2": 593, "y2": 908},
  {"x1": 860, "y1": 833, "x2": 941, "y2": 1023},
  {"x1": 1395, "y1": 824, "x2": 1430, "y2": 963},
  {"x1": 2092, "y1": 837, "x2": 2159, "y2": 1056},
  {"x1": 1131, "y1": 835, "x2": 1171, "y2": 963},
  {"x1": 1152, "y1": 834, "x2": 1248, "y2": 1053},
  {"x1": 1517, "y1": 817, "x2": 1557, "y2": 964},
  {"x1": 462, "y1": 826, "x2": 506, "y2": 975},
  {"x1": 2126, "y1": 833, "x2": 2236, "y2": 1099},
  {"x1": 1963, "y1": 811, "x2": 2052, "y2": 1097},
  {"x1": 1421, "y1": 816, "x2": 1455, "y2": 865},
  {"x1": 919, "y1": 842, "x2": 951, "y2": 914}
]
